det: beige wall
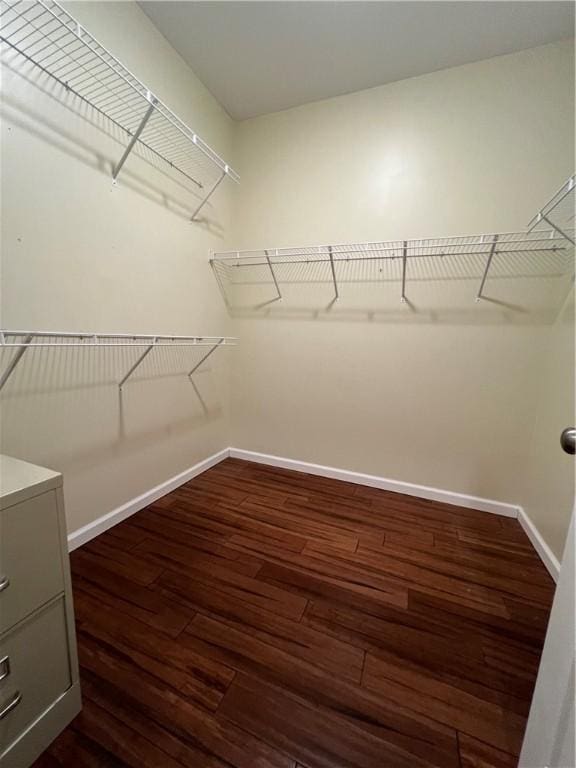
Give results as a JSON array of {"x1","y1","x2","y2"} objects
[
  {"x1": 0, "y1": 1, "x2": 236, "y2": 532},
  {"x1": 521, "y1": 288, "x2": 575, "y2": 561},
  {"x1": 230, "y1": 41, "x2": 574, "y2": 246},
  {"x1": 228, "y1": 41, "x2": 575, "y2": 552},
  {"x1": 1, "y1": 3, "x2": 574, "y2": 563}
]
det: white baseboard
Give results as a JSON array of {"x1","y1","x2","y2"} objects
[
  {"x1": 67, "y1": 448, "x2": 230, "y2": 551},
  {"x1": 518, "y1": 506, "x2": 560, "y2": 582},
  {"x1": 228, "y1": 447, "x2": 520, "y2": 518}
]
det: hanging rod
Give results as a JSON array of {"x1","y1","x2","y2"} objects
[
  {"x1": 211, "y1": 229, "x2": 572, "y2": 303},
  {"x1": 0, "y1": 0, "x2": 239, "y2": 219},
  {"x1": 0, "y1": 331, "x2": 236, "y2": 391},
  {"x1": 527, "y1": 175, "x2": 575, "y2": 245}
]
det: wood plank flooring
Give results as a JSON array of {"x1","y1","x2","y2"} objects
[{"x1": 33, "y1": 458, "x2": 555, "y2": 768}]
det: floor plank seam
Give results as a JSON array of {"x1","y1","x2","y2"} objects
[
  {"x1": 33, "y1": 458, "x2": 553, "y2": 768},
  {"x1": 455, "y1": 730, "x2": 463, "y2": 768}
]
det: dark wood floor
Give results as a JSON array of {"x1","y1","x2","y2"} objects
[{"x1": 34, "y1": 458, "x2": 555, "y2": 768}]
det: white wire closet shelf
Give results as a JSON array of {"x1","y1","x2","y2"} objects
[
  {"x1": 0, "y1": 0, "x2": 239, "y2": 218},
  {"x1": 527, "y1": 175, "x2": 575, "y2": 245},
  {"x1": 211, "y1": 229, "x2": 574, "y2": 303},
  {"x1": 0, "y1": 331, "x2": 237, "y2": 391}
]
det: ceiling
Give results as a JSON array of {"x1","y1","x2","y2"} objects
[{"x1": 139, "y1": 1, "x2": 575, "y2": 120}]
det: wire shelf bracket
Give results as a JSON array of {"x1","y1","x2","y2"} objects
[
  {"x1": 188, "y1": 337, "x2": 224, "y2": 377},
  {"x1": 265, "y1": 250, "x2": 282, "y2": 300},
  {"x1": 0, "y1": 0, "x2": 240, "y2": 219},
  {"x1": 118, "y1": 337, "x2": 156, "y2": 389},
  {"x1": 0, "y1": 331, "x2": 237, "y2": 391},
  {"x1": 112, "y1": 95, "x2": 156, "y2": 182},
  {"x1": 190, "y1": 170, "x2": 227, "y2": 222},
  {"x1": 0, "y1": 332, "x2": 32, "y2": 390},
  {"x1": 328, "y1": 246, "x2": 339, "y2": 300},
  {"x1": 527, "y1": 175, "x2": 575, "y2": 246},
  {"x1": 400, "y1": 241, "x2": 408, "y2": 302},
  {"x1": 475, "y1": 234, "x2": 499, "y2": 301}
]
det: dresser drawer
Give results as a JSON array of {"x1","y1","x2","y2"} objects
[
  {"x1": 0, "y1": 491, "x2": 65, "y2": 633},
  {"x1": 0, "y1": 598, "x2": 72, "y2": 759}
]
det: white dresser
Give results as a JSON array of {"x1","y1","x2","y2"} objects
[{"x1": 0, "y1": 455, "x2": 81, "y2": 767}]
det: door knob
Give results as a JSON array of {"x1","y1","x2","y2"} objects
[{"x1": 560, "y1": 427, "x2": 576, "y2": 455}]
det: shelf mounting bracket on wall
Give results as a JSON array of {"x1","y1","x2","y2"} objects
[
  {"x1": 328, "y1": 246, "x2": 339, "y2": 300},
  {"x1": 188, "y1": 338, "x2": 224, "y2": 376},
  {"x1": 400, "y1": 241, "x2": 408, "y2": 302},
  {"x1": 265, "y1": 250, "x2": 282, "y2": 300},
  {"x1": 537, "y1": 214, "x2": 575, "y2": 246},
  {"x1": 528, "y1": 176, "x2": 575, "y2": 245},
  {"x1": 0, "y1": 334, "x2": 33, "y2": 391},
  {"x1": 475, "y1": 234, "x2": 499, "y2": 301},
  {"x1": 113, "y1": 94, "x2": 157, "y2": 181},
  {"x1": 190, "y1": 169, "x2": 227, "y2": 221},
  {"x1": 119, "y1": 338, "x2": 156, "y2": 389}
]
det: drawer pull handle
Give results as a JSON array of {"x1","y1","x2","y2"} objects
[
  {"x1": 0, "y1": 691, "x2": 22, "y2": 720},
  {"x1": 0, "y1": 575, "x2": 9, "y2": 593},
  {"x1": 0, "y1": 656, "x2": 9, "y2": 682}
]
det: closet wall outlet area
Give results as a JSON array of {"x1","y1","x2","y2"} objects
[{"x1": 0, "y1": 1, "x2": 574, "y2": 767}]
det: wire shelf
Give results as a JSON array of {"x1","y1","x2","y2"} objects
[
  {"x1": 211, "y1": 229, "x2": 574, "y2": 303},
  {"x1": 0, "y1": 330, "x2": 237, "y2": 390},
  {"x1": 527, "y1": 175, "x2": 575, "y2": 245},
  {"x1": 0, "y1": 0, "x2": 239, "y2": 218}
]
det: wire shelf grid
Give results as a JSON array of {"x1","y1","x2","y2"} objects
[
  {"x1": 213, "y1": 230, "x2": 568, "y2": 265},
  {"x1": 0, "y1": 0, "x2": 239, "y2": 216},
  {"x1": 0, "y1": 331, "x2": 237, "y2": 390},
  {"x1": 211, "y1": 229, "x2": 574, "y2": 303}
]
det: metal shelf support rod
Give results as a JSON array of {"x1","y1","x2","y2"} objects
[
  {"x1": 188, "y1": 338, "x2": 224, "y2": 377},
  {"x1": 190, "y1": 169, "x2": 227, "y2": 221},
  {"x1": 0, "y1": 334, "x2": 33, "y2": 392},
  {"x1": 265, "y1": 250, "x2": 282, "y2": 300},
  {"x1": 476, "y1": 235, "x2": 499, "y2": 301},
  {"x1": 539, "y1": 214, "x2": 575, "y2": 246},
  {"x1": 112, "y1": 95, "x2": 156, "y2": 180},
  {"x1": 527, "y1": 175, "x2": 575, "y2": 233},
  {"x1": 328, "y1": 246, "x2": 339, "y2": 300},
  {"x1": 118, "y1": 338, "x2": 156, "y2": 389},
  {"x1": 400, "y1": 241, "x2": 407, "y2": 302}
]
